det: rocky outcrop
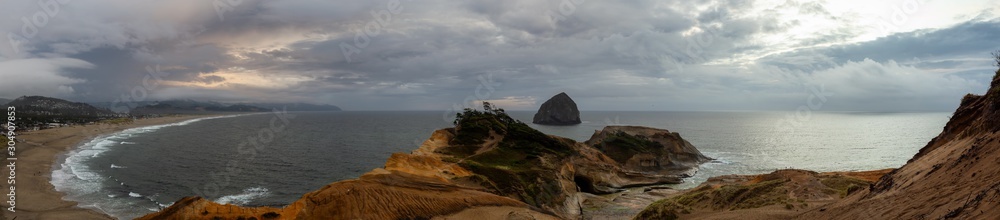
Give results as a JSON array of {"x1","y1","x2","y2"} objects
[
  {"x1": 585, "y1": 126, "x2": 712, "y2": 175},
  {"x1": 141, "y1": 103, "x2": 709, "y2": 220},
  {"x1": 635, "y1": 169, "x2": 892, "y2": 220},
  {"x1": 793, "y1": 67, "x2": 1000, "y2": 219},
  {"x1": 138, "y1": 171, "x2": 548, "y2": 220},
  {"x1": 533, "y1": 92, "x2": 582, "y2": 125}
]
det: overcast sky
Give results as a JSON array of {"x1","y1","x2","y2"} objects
[{"x1": 0, "y1": 0, "x2": 998, "y2": 111}]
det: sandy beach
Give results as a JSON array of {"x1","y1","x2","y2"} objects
[{"x1": 1, "y1": 115, "x2": 223, "y2": 220}]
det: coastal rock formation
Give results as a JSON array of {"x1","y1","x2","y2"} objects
[
  {"x1": 585, "y1": 126, "x2": 712, "y2": 175},
  {"x1": 793, "y1": 68, "x2": 1000, "y2": 219},
  {"x1": 635, "y1": 169, "x2": 892, "y2": 219},
  {"x1": 141, "y1": 103, "x2": 709, "y2": 219},
  {"x1": 533, "y1": 92, "x2": 582, "y2": 125},
  {"x1": 139, "y1": 171, "x2": 553, "y2": 220}
]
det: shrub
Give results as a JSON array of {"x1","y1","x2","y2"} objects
[{"x1": 991, "y1": 50, "x2": 1000, "y2": 67}]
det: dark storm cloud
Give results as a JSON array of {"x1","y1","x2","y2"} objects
[{"x1": 0, "y1": 0, "x2": 997, "y2": 111}]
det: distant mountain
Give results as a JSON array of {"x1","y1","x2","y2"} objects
[
  {"x1": 4, "y1": 96, "x2": 118, "y2": 125},
  {"x1": 131, "y1": 99, "x2": 267, "y2": 114},
  {"x1": 6, "y1": 96, "x2": 115, "y2": 116},
  {"x1": 0, "y1": 98, "x2": 10, "y2": 106},
  {"x1": 93, "y1": 99, "x2": 342, "y2": 114},
  {"x1": 243, "y1": 102, "x2": 342, "y2": 111},
  {"x1": 88, "y1": 101, "x2": 159, "y2": 113}
]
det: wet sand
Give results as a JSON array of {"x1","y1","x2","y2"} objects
[{"x1": 1, "y1": 115, "x2": 221, "y2": 220}]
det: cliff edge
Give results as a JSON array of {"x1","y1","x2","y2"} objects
[
  {"x1": 140, "y1": 103, "x2": 710, "y2": 220},
  {"x1": 794, "y1": 67, "x2": 1000, "y2": 219},
  {"x1": 636, "y1": 66, "x2": 1000, "y2": 220}
]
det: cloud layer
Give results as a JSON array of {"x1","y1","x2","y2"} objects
[{"x1": 0, "y1": 0, "x2": 997, "y2": 111}]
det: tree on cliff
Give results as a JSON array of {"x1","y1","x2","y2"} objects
[
  {"x1": 992, "y1": 50, "x2": 1000, "y2": 67},
  {"x1": 453, "y1": 102, "x2": 517, "y2": 127}
]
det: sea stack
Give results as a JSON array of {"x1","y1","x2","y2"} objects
[{"x1": 532, "y1": 92, "x2": 581, "y2": 125}]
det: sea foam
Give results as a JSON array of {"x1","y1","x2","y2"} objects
[
  {"x1": 50, "y1": 114, "x2": 255, "y2": 220},
  {"x1": 215, "y1": 187, "x2": 270, "y2": 206}
]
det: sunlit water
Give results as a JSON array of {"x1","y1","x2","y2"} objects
[{"x1": 50, "y1": 111, "x2": 950, "y2": 219}]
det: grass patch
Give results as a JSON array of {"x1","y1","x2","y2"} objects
[
  {"x1": 634, "y1": 200, "x2": 684, "y2": 220},
  {"x1": 637, "y1": 179, "x2": 790, "y2": 218},
  {"x1": 819, "y1": 176, "x2": 871, "y2": 198},
  {"x1": 593, "y1": 131, "x2": 664, "y2": 164},
  {"x1": 444, "y1": 102, "x2": 581, "y2": 209},
  {"x1": 459, "y1": 161, "x2": 562, "y2": 208}
]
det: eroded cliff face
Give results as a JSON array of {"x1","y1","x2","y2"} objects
[
  {"x1": 138, "y1": 171, "x2": 547, "y2": 220},
  {"x1": 140, "y1": 106, "x2": 710, "y2": 220},
  {"x1": 794, "y1": 68, "x2": 1000, "y2": 219},
  {"x1": 631, "y1": 68, "x2": 1000, "y2": 220},
  {"x1": 428, "y1": 111, "x2": 710, "y2": 218}
]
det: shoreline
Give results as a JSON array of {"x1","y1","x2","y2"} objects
[{"x1": 1, "y1": 115, "x2": 226, "y2": 220}]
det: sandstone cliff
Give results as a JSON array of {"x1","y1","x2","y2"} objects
[
  {"x1": 636, "y1": 67, "x2": 1000, "y2": 219},
  {"x1": 533, "y1": 92, "x2": 582, "y2": 125},
  {"x1": 793, "y1": 67, "x2": 1000, "y2": 219},
  {"x1": 140, "y1": 103, "x2": 709, "y2": 220},
  {"x1": 138, "y1": 171, "x2": 552, "y2": 220}
]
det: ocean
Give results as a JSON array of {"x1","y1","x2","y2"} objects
[{"x1": 50, "y1": 111, "x2": 951, "y2": 219}]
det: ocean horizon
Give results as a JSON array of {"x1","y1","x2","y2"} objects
[{"x1": 51, "y1": 111, "x2": 951, "y2": 219}]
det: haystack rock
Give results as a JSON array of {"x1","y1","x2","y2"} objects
[
  {"x1": 142, "y1": 105, "x2": 710, "y2": 219},
  {"x1": 533, "y1": 92, "x2": 582, "y2": 125}
]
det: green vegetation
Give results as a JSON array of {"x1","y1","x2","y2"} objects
[
  {"x1": 442, "y1": 102, "x2": 577, "y2": 208},
  {"x1": 819, "y1": 176, "x2": 871, "y2": 198},
  {"x1": 989, "y1": 51, "x2": 999, "y2": 110},
  {"x1": 594, "y1": 131, "x2": 664, "y2": 164},
  {"x1": 632, "y1": 200, "x2": 683, "y2": 220},
  {"x1": 446, "y1": 102, "x2": 575, "y2": 161},
  {"x1": 991, "y1": 50, "x2": 999, "y2": 67},
  {"x1": 636, "y1": 174, "x2": 876, "y2": 219},
  {"x1": 461, "y1": 160, "x2": 563, "y2": 208},
  {"x1": 635, "y1": 179, "x2": 791, "y2": 219},
  {"x1": 711, "y1": 179, "x2": 790, "y2": 210}
]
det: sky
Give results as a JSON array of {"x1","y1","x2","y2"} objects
[{"x1": 0, "y1": 0, "x2": 998, "y2": 111}]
